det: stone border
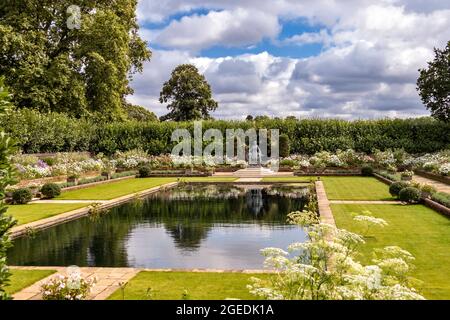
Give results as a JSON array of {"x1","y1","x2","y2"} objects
[
  {"x1": 315, "y1": 181, "x2": 336, "y2": 226},
  {"x1": 9, "y1": 182, "x2": 179, "y2": 239},
  {"x1": 373, "y1": 172, "x2": 394, "y2": 186}
]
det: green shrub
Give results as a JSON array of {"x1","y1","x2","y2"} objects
[
  {"x1": 431, "y1": 192, "x2": 450, "y2": 208},
  {"x1": 399, "y1": 187, "x2": 421, "y2": 203},
  {"x1": 1, "y1": 109, "x2": 450, "y2": 155},
  {"x1": 361, "y1": 166, "x2": 374, "y2": 176},
  {"x1": 11, "y1": 188, "x2": 33, "y2": 204},
  {"x1": 40, "y1": 183, "x2": 61, "y2": 199},
  {"x1": 111, "y1": 171, "x2": 137, "y2": 179},
  {"x1": 138, "y1": 165, "x2": 152, "y2": 178},
  {"x1": 389, "y1": 181, "x2": 410, "y2": 197},
  {"x1": 280, "y1": 159, "x2": 297, "y2": 167},
  {"x1": 41, "y1": 157, "x2": 56, "y2": 166},
  {"x1": 279, "y1": 134, "x2": 290, "y2": 157}
]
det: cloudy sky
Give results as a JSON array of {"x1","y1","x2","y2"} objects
[{"x1": 128, "y1": 0, "x2": 450, "y2": 119}]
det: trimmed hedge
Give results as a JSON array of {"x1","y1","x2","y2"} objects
[
  {"x1": 399, "y1": 187, "x2": 421, "y2": 203},
  {"x1": 11, "y1": 188, "x2": 33, "y2": 204},
  {"x1": 40, "y1": 183, "x2": 61, "y2": 199},
  {"x1": 389, "y1": 181, "x2": 410, "y2": 197},
  {"x1": 2, "y1": 109, "x2": 450, "y2": 155}
]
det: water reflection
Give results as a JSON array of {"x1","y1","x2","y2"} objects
[{"x1": 8, "y1": 184, "x2": 309, "y2": 269}]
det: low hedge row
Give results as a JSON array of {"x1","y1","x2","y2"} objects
[{"x1": 1, "y1": 109, "x2": 449, "y2": 155}]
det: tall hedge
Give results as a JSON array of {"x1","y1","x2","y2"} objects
[{"x1": 1, "y1": 109, "x2": 449, "y2": 155}]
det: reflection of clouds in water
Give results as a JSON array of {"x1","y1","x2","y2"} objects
[{"x1": 125, "y1": 224, "x2": 305, "y2": 269}]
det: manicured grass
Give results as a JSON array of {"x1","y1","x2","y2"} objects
[
  {"x1": 321, "y1": 177, "x2": 394, "y2": 200},
  {"x1": 7, "y1": 203, "x2": 91, "y2": 225},
  {"x1": 108, "y1": 271, "x2": 271, "y2": 300},
  {"x1": 57, "y1": 177, "x2": 177, "y2": 200},
  {"x1": 7, "y1": 269, "x2": 56, "y2": 294},
  {"x1": 331, "y1": 203, "x2": 450, "y2": 300},
  {"x1": 261, "y1": 176, "x2": 314, "y2": 182}
]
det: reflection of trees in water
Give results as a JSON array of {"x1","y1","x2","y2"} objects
[{"x1": 8, "y1": 185, "x2": 309, "y2": 266}]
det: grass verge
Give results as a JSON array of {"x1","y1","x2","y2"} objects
[
  {"x1": 7, "y1": 203, "x2": 91, "y2": 225},
  {"x1": 7, "y1": 269, "x2": 56, "y2": 294},
  {"x1": 331, "y1": 203, "x2": 450, "y2": 299},
  {"x1": 57, "y1": 177, "x2": 177, "y2": 200},
  {"x1": 107, "y1": 271, "x2": 271, "y2": 300}
]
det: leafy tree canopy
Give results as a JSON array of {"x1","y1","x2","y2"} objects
[
  {"x1": 124, "y1": 103, "x2": 158, "y2": 122},
  {"x1": 160, "y1": 64, "x2": 218, "y2": 121},
  {"x1": 417, "y1": 41, "x2": 450, "y2": 122},
  {"x1": 0, "y1": 0, "x2": 151, "y2": 120}
]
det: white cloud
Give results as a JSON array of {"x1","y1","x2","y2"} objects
[
  {"x1": 154, "y1": 8, "x2": 280, "y2": 51},
  {"x1": 129, "y1": 1, "x2": 450, "y2": 119}
]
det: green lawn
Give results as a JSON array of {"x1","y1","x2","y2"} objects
[
  {"x1": 261, "y1": 176, "x2": 314, "y2": 182},
  {"x1": 57, "y1": 177, "x2": 177, "y2": 200},
  {"x1": 7, "y1": 269, "x2": 56, "y2": 294},
  {"x1": 108, "y1": 271, "x2": 271, "y2": 300},
  {"x1": 7, "y1": 203, "x2": 91, "y2": 225},
  {"x1": 262, "y1": 176, "x2": 393, "y2": 200},
  {"x1": 322, "y1": 177, "x2": 394, "y2": 200},
  {"x1": 331, "y1": 203, "x2": 450, "y2": 300}
]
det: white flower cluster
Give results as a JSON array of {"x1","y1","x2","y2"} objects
[{"x1": 248, "y1": 211, "x2": 425, "y2": 301}]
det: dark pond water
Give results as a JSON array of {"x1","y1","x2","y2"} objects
[{"x1": 8, "y1": 184, "x2": 308, "y2": 269}]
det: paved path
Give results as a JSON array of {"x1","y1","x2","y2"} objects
[
  {"x1": 413, "y1": 175, "x2": 450, "y2": 194},
  {"x1": 12, "y1": 267, "x2": 139, "y2": 300},
  {"x1": 315, "y1": 181, "x2": 336, "y2": 227},
  {"x1": 236, "y1": 178, "x2": 262, "y2": 182}
]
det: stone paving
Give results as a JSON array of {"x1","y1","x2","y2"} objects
[
  {"x1": 11, "y1": 266, "x2": 139, "y2": 300},
  {"x1": 413, "y1": 175, "x2": 450, "y2": 194},
  {"x1": 236, "y1": 178, "x2": 262, "y2": 182},
  {"x1": 315, "y1": 181, "x2": 336, "y2": 227}
]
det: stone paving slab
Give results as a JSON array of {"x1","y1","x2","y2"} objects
[
  {"x1": 236, "y1": 178, "x2": 262, "y2": 182},
  {"x1": 315, "y1": 181, "x2": 336, "y2": 227},
  {"x1": 11, "y1": 267, "x2": 139, "y2": 300}
]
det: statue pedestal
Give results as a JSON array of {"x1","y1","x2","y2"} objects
[{"x1": 233, "y1": 167, "x2": 276, "y2": 178}]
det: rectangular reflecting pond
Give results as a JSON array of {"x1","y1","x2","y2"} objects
[{"x1": 8, "y1": 183, "x2": 309, "y2": 269}]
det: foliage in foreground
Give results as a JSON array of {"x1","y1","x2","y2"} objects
[
  {"x1": 248, "y1": 211, "x2": 424, "y2": 300},
  {"x1": 0, "y1": 78, "x2": 17, "y2": 300},
  {"x1": 41, "y1": 268, "x2": 96, "y2": 300}
]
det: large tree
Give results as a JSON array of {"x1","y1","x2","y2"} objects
[
  {"x1": 0, "y1": 0, "x2": 151, "y2": 119},
  {"x1": 160, "y1": 64, "x2": 218, "y2": 121},
  {"x1": 417, "y1": 41, "x2": 450, "y2": 122},
  {"x1": 124, "y1": 103, "x2": 158, "y2": 122},
  {"x1": 0, "y1": 78, "x2": 17, "y2": 300}
]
